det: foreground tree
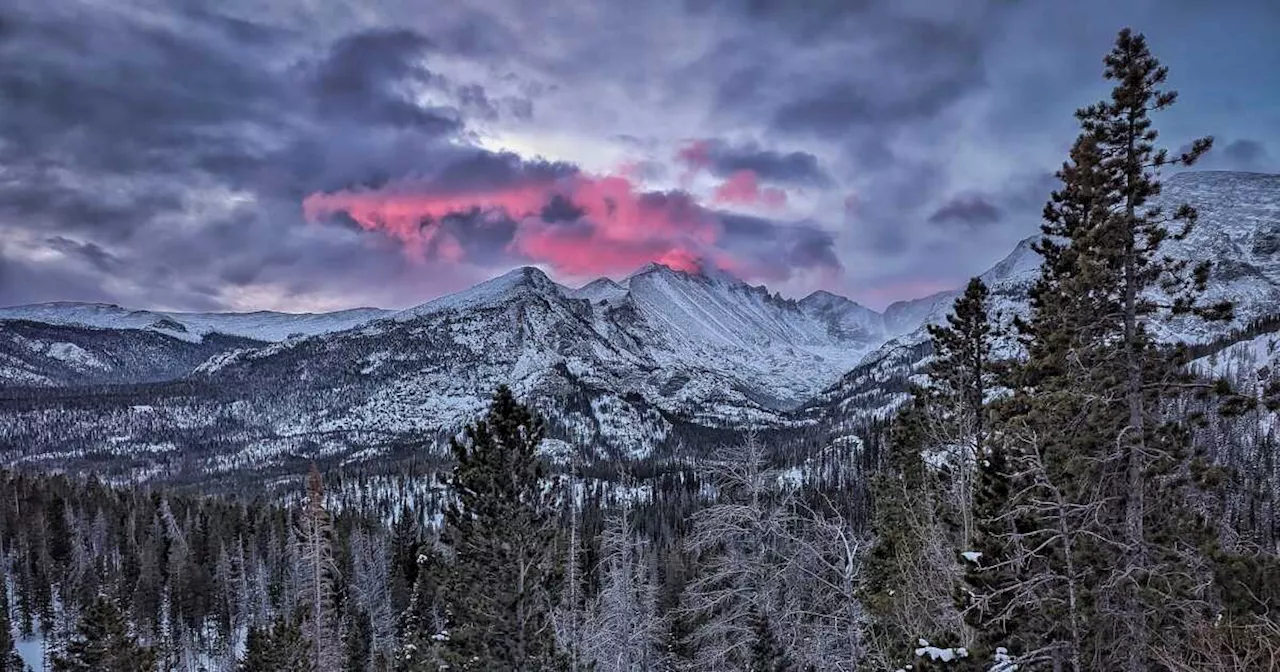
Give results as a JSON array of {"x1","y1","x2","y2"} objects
[
  {"x1": 863, "y1": 277, "x2": 997, "y2": 667},
  {"x1": 1076, "y1": 27, "x2": 1225, "y2": 671},
  {"x1": 427, "y1": 385, "x2": 563, "y2": 670},
  {"x1": 962, "y1": 27, "x2": 1230, "y2": 671},
  {"x1": 51, "y1": 595, "x2": 154, "y2": 672}
]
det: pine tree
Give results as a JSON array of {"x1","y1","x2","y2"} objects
[
  {"x1": 398, "y1": 540, "x2": 453, "y2": 670},
  {"x1": 957, "y1": 133, "x2": 1121, "y2": 671},
  {"x1": 961, "y1": 27, "x2": 1231, "y2": 671},
  {"x1": 925, "y1": 277, "x2": 995, "y2": 464},
  {"x1": 388, "y1": 506, "x2": 420, "y2": 622},
  {"x1": 925, "y1": 276, "x2": 997, "y2": 593},
  {"x1": 861, "y1": 404, "x2": 967, "y2": 667},
  {"x1": 51, "y1": 595, "x2": 155, "y2": 672},
  {"x1": 1075, "y1": 28, "x2": 1224, "y2": 671},
  {"x1": 344, "y1": 609, "x2": 372, "y2": 672},
  {"x1": 431, "y1": 385, "x2": 563, "y2": 671}
]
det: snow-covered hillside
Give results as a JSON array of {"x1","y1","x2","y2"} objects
[
  {"x1": 0, "y1": 320, "x2": 263, "y2": 387},
  {"x1": 0, "y1": 302, "x2": 392, "y2": 343},
  {"x1": 812, "y1": 170, "x2": 1280, "y2": 432}
]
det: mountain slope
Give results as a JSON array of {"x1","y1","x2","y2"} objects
[
  {"x1": 809, "y1": 170, "x2": 1280, "y2": 435},
  {"x1": 0, "y1": 302, "x2": 392, "y2": 343},
  {"x1": 0, "y1": 320, "x2": 263, "y2": 387}
]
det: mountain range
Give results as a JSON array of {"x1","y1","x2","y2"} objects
[{"x1": 1, "y1": 170, "x2": 1277, "y2": 485}]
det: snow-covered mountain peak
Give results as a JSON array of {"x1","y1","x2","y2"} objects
[
  {"x1": 979, "y1": 235, "x2": 1042, "y2": 286},
  {"x1": 398, "y1": 266, "x2": 567, "y2": 319},
  {"x1": 800, "y1": 290, "x2": 867, "y2": 313},
  {"x1": 622, "y1": 260, "x2": 743, "y2": 288},
  {"x1": 569, "y1": 277, "x2": 628, "y2": 305},
  {"x1": 624, "y1": 261, "x2": 672, "y2": 281}
]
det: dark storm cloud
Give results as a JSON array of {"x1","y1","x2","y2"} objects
[
  {"x1": 680, "y1": 140, "x2": 832, "y2": 187},
  {"x1": 311, "y1": 28, "x2": 461, "y2": 132},
  {"x1": 540, "y1": 195, "x2": 587, "y2": 223},
  {"x1": 0, "y1": 2, "x2": 289, "y2": 180},
  {"x1": 928, "y1": 195, "x2": 1003, "y2": 227},
  {"x1": 425, "y1": 209, "x2": 521, "y2": 265},
  {"x1": 0, "y1": 173, "x2": 187, "y2": 242},
  {"x1": 44, "y1": 237, "x2": 122, "y2": 273},
  {"x1": 0, "y1": 253, "x2": 121, "y2": 307},
  {"x1": 686, "y1": 0, "x2": 877, "y2": 41},
  {"x1": 427, "y1": 152, "x2": 579, "y2": 194},
  {"x1": 1223, "y1": 140, "x2": 1268, "y2": 167},
  {"x1": 1186, "y1": 138, "x2": 1275, "y2": 173},
  {"x1": 719, "y1": 213, "x2": 841, "y2": 278},
  {"x1": 670, "y1": 0, "x2": 1017, "y2": 292},
  {"x1": 1171, "y1": 138, "x2": 1276, "y2": 175},
  {"x1": 701, "y1": 3, "x2": 996, "y2": 138}
]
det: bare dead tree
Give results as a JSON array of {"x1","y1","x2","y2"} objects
[{"x1": 296, "y1": 464, "x2": 342, "y2": 671}]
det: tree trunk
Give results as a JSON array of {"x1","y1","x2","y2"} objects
[{"x1": 1121, "y1": 114, "x2": 1149, "y2": 672}]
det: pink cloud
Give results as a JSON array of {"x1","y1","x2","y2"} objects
[
  {"x1": 713, "y1": 170, "x2": 787, "y2": 209},
  {"x1": 303, "y1": 171, "x2": 729, "y2": 277}
]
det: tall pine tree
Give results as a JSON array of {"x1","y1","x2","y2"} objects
[
  {"x1": 964, "y1": 27, "x2": 1231, "y2": 671},
  {"x1": 428, "y1": 385, "x2": 563, "y2": 670},
  {"x1": 1076, "y1": 27, "x2": 1225, "y2": 671},
  {"x1": 925, "y1": 277, "x2": 997, "y2": 548}
]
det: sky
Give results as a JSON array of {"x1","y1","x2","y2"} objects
[{"x1": 0, "y1": 0, "x2": 1277, "y2": 313}]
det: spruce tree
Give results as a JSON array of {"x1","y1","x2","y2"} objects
[
  {"x1": 861, "y1": 405, "x2": 964, "y2": 666},
  {"x1": 925, "y1": 277, "x2": 997, "y2": 556},
  {"x1": 344, "y1": 609, "x2": 372, "y2": 672},
  {"x1": 432, "y1": 385, "x2": 563, "y2": 671},
  {"x1": 51, "y1": 595, "x2": 155, "y2": 672},
  {"x1": 398, "y1": 542, "x2": 450, "y2": 669}
]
